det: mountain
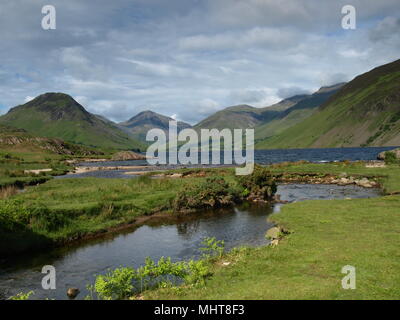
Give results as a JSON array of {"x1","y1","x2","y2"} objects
[
  {"x1": 194, "y1": 96, "x2": 306, "y2": 131},
  {"x1": 193, "y1": 85, "x2": 343, "y2": 145},
  {"x1": 254, "y1": 83, "x2": 345, "y2": 142},
  {"x1": 0, "y1": 93, "x2": 144, "y2": 151},
  {"x1": 119, "y1": 110, "x2": 191, "y2": 142},
  {"x1": 0, "y1": 124, "x2": 102, "y2": 156},
  {"x1": 256, "y1": 59, "x2": 400, "y2": 149}
]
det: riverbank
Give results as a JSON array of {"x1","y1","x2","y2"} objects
[
  {"x1": 0, "y1": 166, "x2": 276, "y2": 257},
  {"x1": 143, "y1": 162, "x2": 400, "y2": 300},
  {"x1": 0, "y1": 162, "x2": 390, "y2": 258}
]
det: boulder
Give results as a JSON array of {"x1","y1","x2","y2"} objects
[
  {"x1": 265, "y1": 227, "x2": 281, "y2": 240},
  {"x1": 111, "y1": 151, "x2": 146, "y2": 161},
  {"x1": 67, "y1": 288, "x2": 80, "y2": 299},
  {"x1": 169, "y1": 173, "x2": 183, "y2": 178},
  {"x1": 377, "y1": 148, "x2": 400, "y2": 160},
  {"x1": 356, "y1": 178, "x2": 373, "y2": 188}
]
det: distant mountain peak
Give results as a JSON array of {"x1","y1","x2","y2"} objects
[
  {"x1": 315, "y1": 82, "x2": 346, "y2": 94},
  {"x1": 0, "y1": 92, "x2": 144, "y2": 150},
  {"x1": 119, "y1": 109, "x2": 191, "y2": 142},
  {"x1": 8, "y1": 92, "x2": 89, "y2": 122}
]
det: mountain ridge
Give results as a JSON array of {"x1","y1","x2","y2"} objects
[
  {"x1": 119, "y1": 110, "x2": 191, "y2": 142},
  {"x1": 0, "y1": 93, "x2": 144, "y2": 151},
  {"x1": 256, "y1": 59, "x2": 400, "y2": 149}
]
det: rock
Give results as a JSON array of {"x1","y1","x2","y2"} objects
[
  {"x1": 338, "y1": 177, "x2": 350, "y2": 185},
  {"x1": 365, "y1": 161, "x2": 386, "y2": 168},
  {"x1": 169, "y1": 173, "x2": 183, "y2": 178},
  {"x1": 265, "y1": 227, "x2": 281, "y2": 240},
  {"x1": 111, "y1": 151, "x2": 146, "y2": 161},
  {"x1": 270, "y1": 239, "x2": 279, "y2": 247},
  {"x1": 356, "y1": 178, "x2": 373, "y2": 188},
  {"x1": 67, "y1": 288, "x2": 80, "y2": 299},
  {"x1": 377, "y1": 148, "x2": 400, "y2": 160},
  {"x1": 273, "y1": 194, "x2": 281, "y2": 202}
]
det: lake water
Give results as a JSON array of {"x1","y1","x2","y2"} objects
[
  {"x1": 0, "y1": 184, "x2": 380, "y2": 300},
  {"x1": 61, "y1": 146, "x2": 396, "y2": 179}
]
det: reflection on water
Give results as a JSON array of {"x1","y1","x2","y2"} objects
[{"x1": 0, "y1": 184, "x2": 380, "y2": 300}]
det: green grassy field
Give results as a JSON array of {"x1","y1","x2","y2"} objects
[
  {"x1": 0, "y1": 176, "x2": 184, "y2": 255},
  {"x1": 143, "y1": 162, "x2": 400, "y2": 300},
  {"x1": 2, "y1": 161, "x2": 400, "y2": 299},
  {"x1": 0, "y1": 167, "x2": 247, "y2": 256}
]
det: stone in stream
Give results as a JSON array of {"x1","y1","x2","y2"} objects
[
  {"x1": 67, "y1": 288, "x2": 80, "y2": 299},
  {"x1": 356, "y1": 178, "x2": 374, "y2": 188}
]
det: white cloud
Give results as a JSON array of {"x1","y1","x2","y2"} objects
[
  {"x1": 24, "y1": 96, "x2": 34, "y2": 103},
  {"x1": 179, "y1": 27, "x2": 299, "y2": 51},
  {"x1": 0, "y1": 0, "x2": 399, "y2": 124}
]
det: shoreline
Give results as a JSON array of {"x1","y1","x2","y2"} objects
[{"x1": 1, "y1": 175, "x2": 383, "y2": 262}]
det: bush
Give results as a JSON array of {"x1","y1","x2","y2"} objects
[
  {"x1": 8, "y1": 291, "x2": 34, "y2": 300},
  {"x1": 88, "y1": 254, "x2": 213, "y2": 299},
  {"x1": 173, "y1": 177, "x2": 239, "y2": 213},
  {"x1": 92, "y1": 267, "x2": 136, "y2": 300},
  {"x1": 236, "y1": 165, "x2": 277, "y2": 200},
  {"x1": 200, "y1": 237, "x2": 225, "y2": 259},
  {"x1": 384, "y1": 151, "x2": 399, "y2": 165}
]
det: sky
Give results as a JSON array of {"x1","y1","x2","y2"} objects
[{"x1": 0, "y1": 0, "x2": 399, "y2": 124}]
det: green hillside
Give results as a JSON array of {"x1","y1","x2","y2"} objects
[
  {"x1": 0, "y1": 93, "x2": 145, "y2": 151},
  {"x1": 256, "y1": 59, "x2": 400, "y2": 149},
  {"x1": 0, "y1": 124, "x2": 102, "y2": 157},
  {"x1": 194, "y1": 87, "x2": 342, "y2": 145},
  {"x1": 255, "y1": 84, "x2": 344, "y2": 142}
]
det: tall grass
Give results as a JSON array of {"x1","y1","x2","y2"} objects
[{"x1": 0, "y1": 185, "x2": 18, "y2": 199}]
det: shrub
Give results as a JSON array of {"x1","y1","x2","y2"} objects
[
  {"x1": 384, "y1": 151, "x2": 399, "y2": 165},
  {"x1": 200, "y1": 237, "x2": 225, "y2": 259},
  {"x1": 184, "y1": 260, "x2": 212, "y2": 285},
  {"x1": 8, "y1": 291, "x2": 34, "y2": 300},
  {"x1": 172, "y1": 177, "x2": 239, "y2": 213},
  {"x1": 92, "y1": 267, "x2": 136, "y2": 300},
  {"x1": 88, "y1": 237, "x2": 223, "y2": 299},
  {"x1": 236, "y1": 165, "x2": 277, "y2": 200}
]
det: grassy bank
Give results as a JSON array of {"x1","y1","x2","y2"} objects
[
  {"x1": 142, "y1": 162, "x2": 400, "y2": 300},
  {"x1": 3, "y1": 161, "x2": 400, "y2": 299},
  {"x1": 0, "y1": 176, "x2": 185, "y2": 256},
  {"x1": 1, "y1": 167, "x2": 275, "y2": 256}
]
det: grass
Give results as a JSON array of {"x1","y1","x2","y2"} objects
[
  {"x1": 267, "y1": 161, "x2": 400, "y2": 194},
  {"x1": 3, "y1": 161, "x2": 400, "y2": 299},
  {"x1": 143, "y1": 162, "x2": 400, "y2": 300},
  {"x1": 0, "y1": 150, "x2": 73, "y2": 188},
  {"x1": 0, "y1": 176, "x2": 185, "y2": 255},
  {"x1": 0, "y1": 166, "x2": 276, "y2": 257}
]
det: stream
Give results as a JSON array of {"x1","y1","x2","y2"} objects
[{"x1": 0, "y1": 183, "x2": 380, "y2": 300}]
